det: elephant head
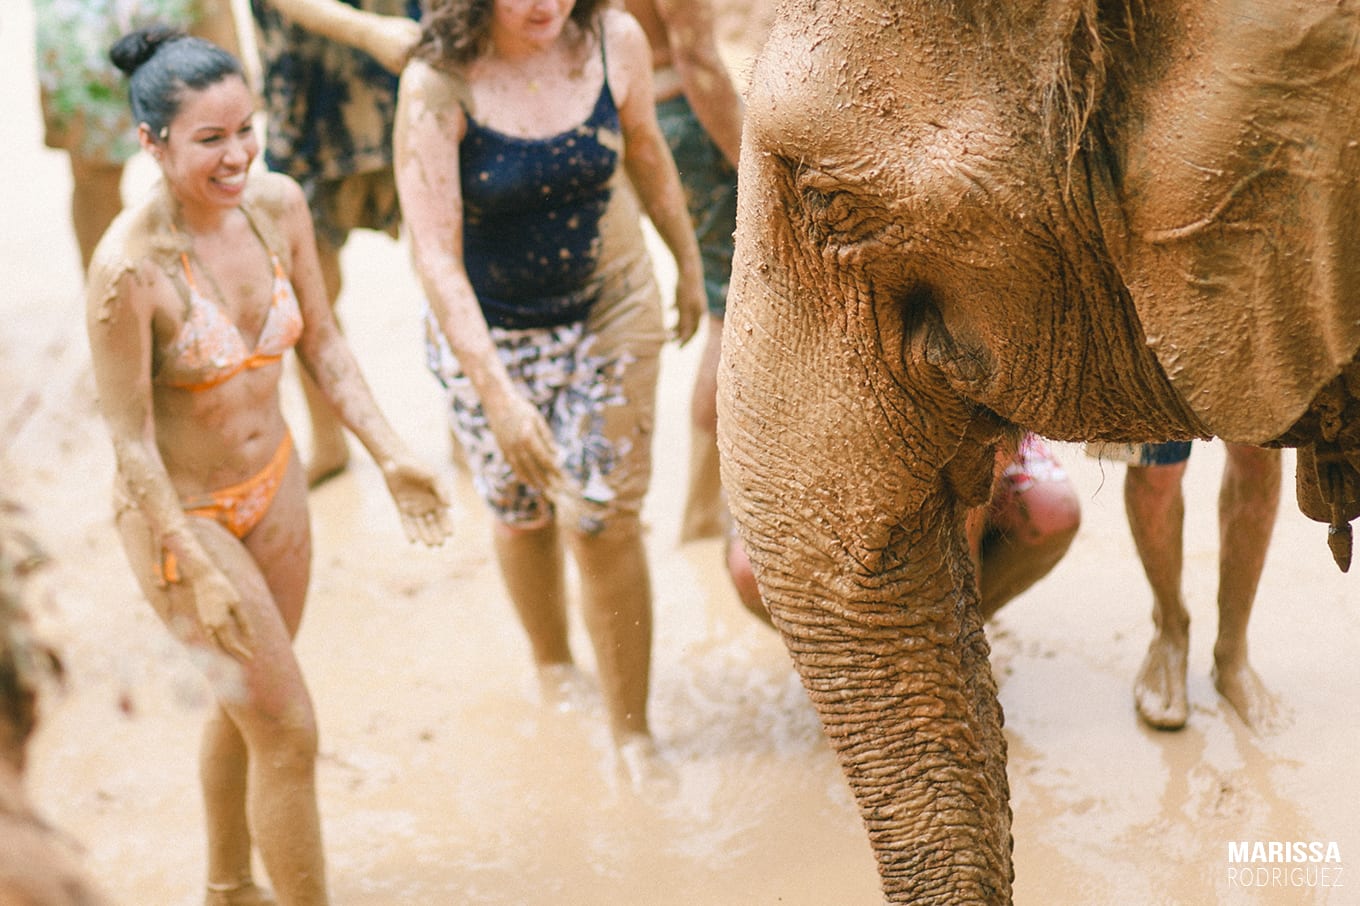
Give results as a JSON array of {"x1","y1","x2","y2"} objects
[{"x1": 718, "y1": 1, "x2": 1360, "y2": 902}]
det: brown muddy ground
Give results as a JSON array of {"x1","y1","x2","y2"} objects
[{"x1": 4, "y1": 2, "x2": 1358, "y2": 903}]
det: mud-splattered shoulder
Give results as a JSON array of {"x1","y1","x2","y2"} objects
[
  {"x1": 85, "y1": 193, "x2": 183, "y2": 326},
  {"x1": 405, "y1": 58, "x2": 475, "y2": 120},
  {"x1": 239, "y1": 172, "x2": 295, "y2": 264}
]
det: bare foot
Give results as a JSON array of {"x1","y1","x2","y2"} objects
[
  {"x1": 205, "y1": 880, "x2": 276, "y2": 906},
  {"x1": 616, "y1": 733, "x2": 676, "y2": 794},
  {"x1": 679, "y1": 493, "x2": 725, "y2": 543},
  {"x1": 1134, "y1": 631, "x2": 1189, "y2": 730},
  {"x1": 538, "y1": 663, "x2": 594, "y2": 713},
  {"x1": 1213, "y1": 657, "x2": 1281, "y2": 731}
]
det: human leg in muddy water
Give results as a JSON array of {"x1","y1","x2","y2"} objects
[
  {"x1": 297, "y1": 236, "x2": 351, "y2": 487},
  {"x1": 1126, "y1": 441, "x2": 1281, "y2": 730},
  {"x1": 492, "y1": 521, "x2": 579, "y2": 706},
  {"x1": 492, "y1": 515, "x2": 665, "y2": 789},
  {"x1": 1211, "y1": 443, "x2": 1282, "y2": 729},
  {"x1": 114, "y1": 466, "x2": 325, "y2": 906},
  {"x1": 680, "y1": 314, "x2": 726, "y2": 542}
]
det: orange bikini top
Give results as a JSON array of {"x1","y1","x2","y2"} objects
[{"x1": 155, "y1": 237, "x2": 304, "y2": 393}]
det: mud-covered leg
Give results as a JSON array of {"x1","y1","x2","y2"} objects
[
  {"x1": 492, "y1": 520, "x2": 586, "y2": 709},
  {"x1": 300, "y1": 239, "x2": 350, "y2": 487},
  {"x1": 201, "y1": 708, "x2": 274, "y2": 905},
  {"x1": 1125, "y1": 459, "x2": 1191, "y2": 730},
  {"x1": 564, "y1": 516, "x2": 662, "y2": 786},
  {"x1": 1212, "y1": 443, "x2": 1281, "y2": 729},
  {"x1": 69, "y1": 156, "x2": 124, "y2": 275},
  {"x1": 680, "y1": 315, "x2": 726, "y2": 542}
]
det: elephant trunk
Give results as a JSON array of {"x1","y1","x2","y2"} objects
[
  {"x1": 750, "y1": 501, "x2": 1013, "y2": 903},
  {"x1": 719, "y1": 302, "x2": 1013, "y2": 901}
]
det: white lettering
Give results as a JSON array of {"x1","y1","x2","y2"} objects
[
  {"x1": 1228, "y1": 840, "x2": 1343, "y2": 863},
  {"x1": 1227, "y1": 865, "x2": 1344, "y2": 888}
]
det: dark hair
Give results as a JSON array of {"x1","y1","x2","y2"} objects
[
  {"x1": 109, "y1": 25, "x2": 244, "y2": 139},
  {"x1": 413, "y1": 0, "x2": 609, "y2": 69}
]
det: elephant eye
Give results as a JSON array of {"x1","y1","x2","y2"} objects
[{"x1": 794, "y1": 166, "x2": 885, "y2": 248}]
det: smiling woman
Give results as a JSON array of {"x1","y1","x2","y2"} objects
[
  {"x1": 395, "y1": 0, "x2": 705, "y2": 786},
  {"x1": 84, "y1": 26, "x2": 453, "y2": 906}
]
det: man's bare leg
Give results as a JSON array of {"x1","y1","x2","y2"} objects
[
  {"x1": 69, "y1": 156, "x2": 124, "y2": 274},
  {"x1": 300, "y1": 240, "x2": 350, "y2": 486},
  {"x1": 1126, "y1": 458, "x2": 1192, "y2": 729},
  {"x1": 680, "y1": 315, "x2": 725, "y2": 542},
  {"x1": 1211, "y1": 443, "x2": 1281, "y2": 729}
]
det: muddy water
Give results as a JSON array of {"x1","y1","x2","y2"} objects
[{"x1": 5, "y1": 1, "x2": 1360, "y2": 903}]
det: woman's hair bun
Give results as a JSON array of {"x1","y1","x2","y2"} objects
[{"x1": 109, "y1": 25, "x2": 187, "y2": 76}]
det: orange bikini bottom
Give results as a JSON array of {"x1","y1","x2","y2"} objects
[{"x1": 159, "y1": 433, "x2": 293, "y2": 583}]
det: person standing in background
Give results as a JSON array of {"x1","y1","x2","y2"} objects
[
  {"x1": 89, "y1": 27, "x2": 450, "y2": 904},
  {"x1": 34, "y1": 0, "x2": 242, "y2": 274},
  {"x1": 250, "y1": 0, "x2": 422, "y2": 485},
  {"x1": 1122, "y1": 441, "x2": 1282, "y2": 730},
  {"x1": 624, "y1": 0, "x2": 742, "y2": 545},
  {"x1": 395, "y1": 0, "x2": 705, "y2": 786}
]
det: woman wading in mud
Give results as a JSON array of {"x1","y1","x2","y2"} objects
[
  {"x1": 86, "y1": 27, "x2": 451, "y2": 906},
  {"x1": 394, "y1": 0, "x2": 704, "y2": 783}
]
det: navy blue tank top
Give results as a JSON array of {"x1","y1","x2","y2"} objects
[{"x1": 460, "y1": 37, "x2": 620, "y2": 329}]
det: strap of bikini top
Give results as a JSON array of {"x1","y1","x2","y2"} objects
[
  {"x1": 238, "y1": 202, "x2": 284, "y2": 267},
  {"x1": 179, "y1": 252, "x2": 200, "y2": 292}
]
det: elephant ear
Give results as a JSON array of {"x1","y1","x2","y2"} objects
[{"x1": 1111, "y1": 3, "x2": 1360, "y2": 444}]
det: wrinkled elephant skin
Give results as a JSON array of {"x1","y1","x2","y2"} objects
[{"x1": 717, "y1": 2, "x2": 1360, "y2": 903}]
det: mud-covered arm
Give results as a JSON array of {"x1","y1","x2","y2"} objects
[
  {"x1": 609, "y1": 10, "x2": 705, "y2": 344},
  {"x1": 189, "y1": 0, "x2": 243, "y2": 62},
  {"x1": 267, "y1": 174, "x2": 451, "y2": 545},
  {"x1": 264, "y1": 0, "x2": 420, "y2": 73},
  {"x1": 85, "y1": 249, "x2": 252, "y2": 658},
  {"x1": 654, "y1": 0, "x2": 743, "y2": 168},
  {"x1": 393, "y1": 62, "x2": 565, "y2": 494}
]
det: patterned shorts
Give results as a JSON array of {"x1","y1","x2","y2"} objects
[{"x1": 423, "y1": 269, "x2": 665, "y2": 532}]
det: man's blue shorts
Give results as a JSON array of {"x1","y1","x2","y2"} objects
[{"x1": 656, "y1": 94, "x2": 738, "y2": 318}]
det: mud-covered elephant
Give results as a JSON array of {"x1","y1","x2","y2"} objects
[{"x1": 717, "y1": 2, "x2": 1360, "y2": 903}]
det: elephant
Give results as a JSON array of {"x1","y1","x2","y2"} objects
[{"x1": 716, "y1": 1, "x2": 1360, "y2": 903}]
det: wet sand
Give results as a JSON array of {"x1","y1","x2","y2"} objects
[{"x1": 5, "y1": 2, "x2": 1359, "y2": 903}]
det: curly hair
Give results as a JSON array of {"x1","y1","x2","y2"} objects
[{"x1": 413, "y1": 0, "x2": 610, "y2": 69}]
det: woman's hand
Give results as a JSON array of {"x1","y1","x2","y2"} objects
[
  {"x1": 380, "y1": 456, "x2": 455, "y2": 546},
  {"x1": 673, "y1": 272, "x2": 706, "y2": 346},
  {"x1": 187, "y1": 560, "x2": 254, "y2": 662},
  {"x1": 485, "y1": 394, "x2": 566, "y2": 497}
]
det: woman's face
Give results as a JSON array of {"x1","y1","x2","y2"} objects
[
  {"x1": 154, "y1": 75, "x2": 257, "y2": 213},
  {"x1": 491, "y1": 0, "x2": 576, "y2": 51}
]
